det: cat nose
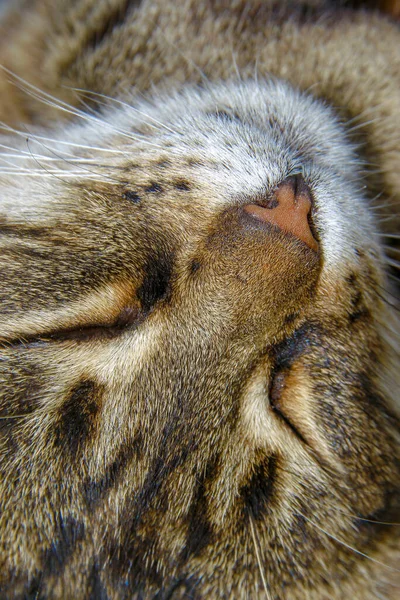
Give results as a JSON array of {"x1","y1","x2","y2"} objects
[{"x1": 243, "y1": 175, "x2": 318, "y2": 252}]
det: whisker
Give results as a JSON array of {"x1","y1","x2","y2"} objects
[
  {"x1": 0, "y1": 142, "x2": 56, "y2": 159},
  {"x1": 231, "y1": 48, "x2": 242, "y2": 81},
  {"x1": 0, "y1": 171, "x2": 107, "y2": 179},
  {"x1": 375, "y1": 286, "x2": 400, "y2": 313},
  {"x1": 0, "y1": 67, "x2": 166, "y2": 149},
  {"x1": 0, "y1": 414, "x2": 31, "y2": 419},
  {"x1": 297, "y1": 511, "x2": 400, "y2": 575},
  {"x1": 367, "y1": 190, "x2": 384, "y2": 204},
  {"x1": 14, "y1": 83, "x2": 165, "y2": 148},
  {"x1": 0, "y1": 152, "x2": 116, "y2": 165},
  {"x1": 345, "y1": 106, "x2": 381, "y2": 127},
  {"x1": 279, "y1": 465, "x2": 400, "y2": 526},
  {"x1": 25, "y1": 138, "x2": 91, "y2": 187},
  {"x1": 346, "y1": 117, "x2": 382, "y2": 133},
  {"x1": 371, "y1": 199, "x2": 399, "y2": 211},
  {"x1": 1, "y1": 130, "x2": 127, "y2": 154},
  {"x1": 383, "y1": 245, "x2": 400, "y2": 255},
  {"x1": 385, "y1": 257, "x2": 400, "y2": 270},
  {"x1": 0, "y1": 157, "x2": 28, "y2": 169},
  {"x1": 25, "y1": 138, "x2": 121, "y2": 184},
  {"x1": 377, "y1": 214, "x2": 399, "y2": 224},
  {"x1": 248, "y1": 513, "x2": 272, "y2": 600},
  {"x1": 76, "y1": 94, "x2": 105, "y2": 119},
  {"x1": 388, "y1": 273, "x2": 400, "y2": 285},
  {"x1": 68, "y1": 87, "x2": 183, "y2": 136}
]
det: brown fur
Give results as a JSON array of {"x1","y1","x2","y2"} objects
[{"x1": 0, "y1": 1, "x2": 399, "y2": 599}]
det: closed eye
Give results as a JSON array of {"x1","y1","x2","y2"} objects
[{"x1": 1, "y1": 305, "x2": 141, "y2": 348}]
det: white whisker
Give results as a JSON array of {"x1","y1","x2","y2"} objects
[
  {"x1": 385, "y1": 257, "x2": 400, "y2": 270},
  {"x1": 377, "y1": 214, "x2": 398, "y2": 224},
  {"x1": 0, "y1": 153, "x2": 115, "y2": 165},
  {"x1": 381, "y1": 233, "x2": 400, "y2": 240},
  {"x1": 279, "y1": 465, "x2": 400, "y2": 526},
  {"x1": 0, "y1": 157, "x2": 27, "y2": 169},
  {"x1": 68, "y1": 87, "x2": 183, "y2": 136},
  {"x1": 0, "y1": 414, "x2": 31, "y2": 419},
  {"x1": 0, "y1": 172, "x2": 108, "y2": 181},
  {"x1": 14, "y1": 82, "x2": 163, "y2": 146},
  {"x1": 248, "y1": 514, "x2": 272, "y2": 600},
  {"x1": 25, "y1": 138, "x2": 121, "y2": 184},
  {"x1": 0, "y1": 67, "x2": 165, "y2": 149},
  {"x1": 345, "y1": 106, "x2": 381, "y2": 127},
  {"x1": 231, "y1": 48, "x2": 242, "y2": 81},
  {"x1": 11, "y1": 133, "x2": 126, "y2": 153},
  {"x1": 383, "y1": 245, "x2": 400, "y2": 255},
  {"x1": 346, "y1": 117, "x2": 382, "y2": 133},
  {"x1": 298, "y1": 511, "x2": 400, "y2": 575}
]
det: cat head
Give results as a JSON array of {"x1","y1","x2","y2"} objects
[{"x1": 1, "y1": 79, "x2": 399, "y2": 599}]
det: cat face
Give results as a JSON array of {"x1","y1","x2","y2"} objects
[{"x1": 0, "y1": 79, "x2": 399, "y2": 599}]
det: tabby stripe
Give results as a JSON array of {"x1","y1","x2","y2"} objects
[
  {"x1": 83, "y1": 435, "x2": 143, "y2": 508},
  {"x1": 54, "y1": 380, "x2": 102, "y2": 456},
  {"x1": 85, "y1": 0, "x2": 143, "y2": 55},
  {"x1": 241, "y1": 455, "x2": 278, "y2": 521}
]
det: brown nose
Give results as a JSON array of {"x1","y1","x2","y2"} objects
[{"x1": 244, "y1": 175, "x2": 318, "y2": 252}]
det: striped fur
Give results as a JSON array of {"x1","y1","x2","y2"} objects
[{"x1": 0, "y1": 1, "x2": 399, "y2": 599}]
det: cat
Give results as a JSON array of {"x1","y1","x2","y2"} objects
[{"x1": 0, "y1": 1, "x2": 399, "y2": 598}]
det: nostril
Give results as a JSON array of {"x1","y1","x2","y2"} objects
[{"x1": 243, "y1": 175, "x2": 319, "y2": 252}]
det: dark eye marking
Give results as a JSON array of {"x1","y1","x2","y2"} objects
[
  {"x1": 54, "y1": 380, "x2": 102, "y2": 456},
  {"x1": 123, "y1": 190, "x2": 141, "y2": 204},
  {"x1": 145, "y1": 183, "x2": 163, "y2": 194},
  {"x1": 137, "y1": 250, "x2": 174, "y2": 313}
]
